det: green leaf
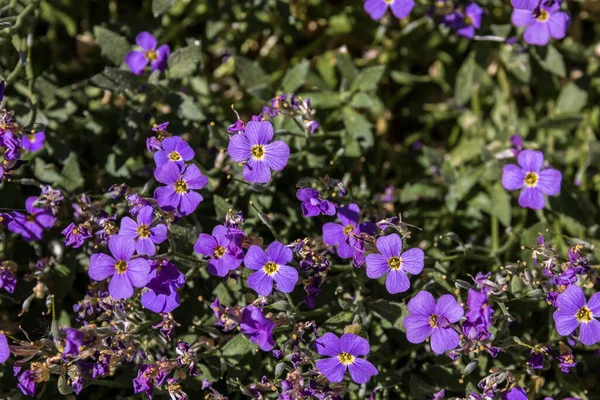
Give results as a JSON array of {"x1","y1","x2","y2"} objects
[
  {"x1": 336, "y1": 51, "x2": 359, "y2": 86},
  {"x1": 168, "y1": 43, "x2": 203, "y2": 79},
  {"x1": 455, "y1": 53, "x2": 477, "y2": 106},
  {"x1": 213, "y1": 195, "x2": 231, "y2": 221},
  {"x1": 299, "y1": 91, "x2": 341, "y2": 109},
  {"x1": 489, "y1": 182, "x2": 512, "y2": 227},
  {"x1": 409, "y1": 375, "x2": 436, "y2": 399},
  {"x1": 535, "y1": 114, "x2": 583, "y2": 130},
  {"x1": 511, "y1": 275, "x2": 524, "y2": 296},
  {"x1": 234, "y1": 56, "x2": 271, "y2": 101},
  {"x1": 534, "y1": 45, "x2": 566, "y2": 78},
  {"x1": 34, "y1": 158, "x2": 63, "y2": 184},
  {"x1": 556, "y1": 82, "x2": 587, "y2": 114},
  {"x1": 221, "y1": 334, "x2": 255, "y2": 357},
  {"x1": 370, "y1": 300, "x2": 407, "y2": 331},
  {"x1": 342, "y1": 107, "x2": 374, "y2": 152},
  {"x1": 152, "y1": 0, "x2": 174, "y2": 15},
  {"x1": 322, "y1": 311, "x2": 354, "y2": 335},
  {"x1": 449, "y1": 138, "x2": 484, "y2": 167},
  {"x1": 90, "y1": 67, "x2": 140, "y2": 92},
  {"x1": 93, "y1": 26, "x2": 130, "y2": 65},
  {"x1": 390, "y1": 70, "x2": 432, "y2": 85},
  {"x1": 57, "y1": 153, "x2": 84, "y2": 192},
  {"x1": 281, "y1": 60, "x2": 309, "y2": 93},
  {"x1": 351, "y1": 65, "x2": 385, "y2": 92},
  {"x1": 177, "y1": 93, "x2": 206, "y2": 121}
]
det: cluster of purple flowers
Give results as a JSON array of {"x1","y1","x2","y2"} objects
[{"x1": 263, "y1": 93, "x2": 319, "y2": 134}]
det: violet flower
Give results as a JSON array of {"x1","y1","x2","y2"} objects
[
  {"x1": 364, "y1": 0, "x2": 414, "y2": 20},
  {"x1": 63, "y1": 328, "x2": 84, "y2": 357},
  {"x1": 88, "y1": 235, "x2": 151, "y2": 300},
  {"x1": 245, "y1": 241, "x2": 299, "y2": 296},
  {"x1": 125, "y1": 32, "x2": 170, "y2": 75},
  {"x1": 511, "y1": 3, "x2": 570, "y2": 46},
  {"x1": 296, "y1": 188, "x2": 336, "y2": 218},
  {"x1": 0, "y1": 264, "x2": 16, "y2": 293},
  {"x1": 153, "y1": 136, "x2": 194, "y2": 171},
  {"x1": 194, "y1": 224, "x2": 244, "y2": 277},
  {"x1": 553, "y1": 285, "x2": 600, "y2": 345},
  {"x1": 322, "y1": 203, "x2": 376, "y2": 259},
  {"x1": 22, "y1": 131, "x2": 45, "y2": 152},
  {"x1": 315, "y1": 333, "x2": 378, "y2": 384},
  {"x1": 240, "y1": 305, "x2": 275, "y2": 351},
  {"x1": 62, "y1": 223, "x2": 92, "y2": 249},
  {"x1": 0, "y1": 333, "x2": 9, "y2": 363},
  {"x1": 118, "y1": 205, "x2": 167, "y2": 256},
  {"x1": 503, "y1": 386, "x2": 528, "y2": 400},
  {"x1": 141, "y1": 260, "x2": 185, "y2": 313},
  {"x1": 8, "y1": 196, "x2": 56, "y2": 242},
  {"x1": 154, "y1": 163, "x2": 208, "y2": 216}
]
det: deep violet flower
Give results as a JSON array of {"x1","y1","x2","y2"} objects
[
  {"x1": 228, "y1": 120, "x2": 290, "y2": 183},
  {"x1": 364, "y1": 0, "x2": 414, "y2": 20},
  {"x1": 21, "y1": 131, "x2": 45, "y2": 152},
  {"x1": 553, "y1": 285, "x2": 600, "y2": 345},
  {"x1": 153, "y1": 136, "x2": 194, "y2": 171},
  {"x1": 322, "y1": 203, "x2": 376, "y2": 259},
  {"x1": 501, "y1": 150, "x2": 561, "y2": 209},
  {"x1": 8, "y1": 196, "x2": 56, "y2": 242},
  {"x1": 15, "y1": 366, "x2": 36, "y2": 396},
  {"x1": 244, "y1": 241, "x2": 299, "y2": 296},
  {"x1": 511, "y1": 3, "x2": 570, "y2": 46},
  {"x1": 0, "y1": 264, "x2": 16, "y2": 293},
  {"x1": 240, "y1": 305, "x2": 275, "y2": 351},
  {"x1": 0, "y1": 333, "x2": 9, "y2": 363},
  {"x1": 403, "y1": 291, "x2": 464, "y2": 354},
  {"x1": 457, "y1": 3, "x2": 484, "y2": 38},
  {"x1": 194, "y1": 225, "x2": 244, "y2": 277},
  {"x1": 296, "y1": 188, "x2": 336, "y2": 217},
  {"x1": 511, "y1": 0, "x2": 538, "y2": 10},
  {"x1": 118, "y1": 205, "x2": 167, "y2": 256},
  {"x1": 62, "y1": 223, "x2": 93, "y2": 248},
  {"x1": 88, "y1": 235, "x2": 151, "y2": 300},
  {"x1": 153, "y1": 163, "x2": 208, "y2": 216},
  {"x1": 125, "y1": 32, "x2": 170, "y2": 75},
  {"x1": 141, "y1": 260, "x2": 185, "y2": 313},
  {"x1": 315, "y1": 333, "x2": 378, "y2": 384},
  {"x1": 365, "y1": 233, "x2": 424, "y2": 294},
  {"x1": 63, "y1": 328, "x2": 84, "y2": 357},
  {"x1": 503, "y1": 386, "x2": 528, "y2": 400}
]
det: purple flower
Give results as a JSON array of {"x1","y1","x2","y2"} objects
[
  {"x1": 553, "y1": 285, "x2": 600, "y2": 345},
  {"x1": 457, "y1": 3, "x2": 484, "y2": 38},
  {"x1": 154, "y1": 163, "x2": 207, "y2": 216},
  {"x1": 88, "y1": 235, "x2": 151, "y2": 300},
  {"x1": 0, "y1": 130, "x2": 21, "y2": 160},
  {"x1": 22, "y1": 131, "x2": 45, "y2": 152},
  {"x1": 194, "y1": 225, "x2": 244, "y2": 277},
  {"x1": 153, "y1": 136, "x2": 195, "y2": 170},
  {"x1": 511, "y1": 0, "x2": 539, "y2": 10},
  {"x1": 15, "y1": 367, "x2": 36, "y2": 396},
  {"x1": 8, "y1": 196, "x2": 56, "y2": 242},
  {"x1": 364, "y1": 0, "x2": 414, "y2": 20},
  {"x1": 63, "y1": 328, "x2": 84, "y2": 357},
  {"x1": 296, "y1": 188, "x2": 336, "y2": 218},
  {"x1": 365, "y1": 234, "x2": 424, "y2": 294},
  {"x1": 433, "y1": 389, "x2": 445, "y2": 399},
  {"x1": 503, "y1": 387, "x2": 527, "y2": 400},
  {"x1": 404, "y1": 291, "x2": 464, "y2": 354},
  {"x1": 119, "y1": 206, "x2": 167, "y2": 256},
  {"x1": 62, "y1": 223, "x2": 92, "y2": 248},
  {"x1": 557, "y1": 348, "x2": 576, "y2": 373},
  {"x1": 141, "y1": 260, "x2": 185, "y2": 313},
  {"x1": 125, "y1": 32, "x2": 170, "y2": 75},
  {"x1": 511, "y1": 3, "x2": 570, "y2": 46},
  {"x1": 240, "y1": 305, "x2": 275, "y2": 351},
  {"x1": 228, "y1": 120, "x2": 290, "y2": 183},
  {"x1": 501, "y1": 150, "x2": 561, "y2": 209},
  {"x1": 245, "y1": 241, "x2": 298, "y2": 296},
  {"x1": 322, "y1": 203, "x2": 376, "y2": 259},
  {"x1": 315, "y1": 333, "x2": 378, "y2": 384},
  {"x1": 0, "y1": 333, "x2": 9, "y2": 363},
  {"x1": 528, "y1": 345, "x2": 549, "y2": 369},
  {"x1": 462, "y1": 288, "x2": 494, "y2": 341},
  {"x1": 0, "y1": 264, "x2": 16, "y2": 293}
]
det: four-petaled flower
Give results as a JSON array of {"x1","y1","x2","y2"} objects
[
  {"x1": 315, "y1": 332, "x2": 378, "y2": 384},
  {"x1": 154, "y1": 136, "x2": 194, "y2": 171},
  {"x1": 88, "y1": 235, "x2": 151, "y2": 300},
  {"x1": 119, "y1": 205, "x2": 167, "y2": 256},
  {"x1": 511, "y1": 3, "x2": 570, "y2": 46},
  {"x1": 240, "y1": 305, "x2": 275, "y2": 351},
  {"x1": 228, "y1": 120, "x2": 290, "y2": 183},
  {"x1": 296, "y1": 188, "x2": 336, "y2": 218},
  {"x1": 125, "y1": 32, "x2": 170, "y2": 75},
  {"x1": 322, "y1": 203, "x2": 376, "y2": 259},
  {"x1": 194, "y1": 225, "x2": 244, "y2": 277},
  {"x1": 404, "y1": 291, "x2": 464, "y2": 354},
  {"x1": 553, "y1": 285, "x2": 600, "y2": 346},
  {"x1": 141, "y1": 260, "x2": 185, "y2": 313},
  {"x1": 154, "y1": 163, "x2": 208, "y2": 216},
  {"x1": 22, "y1": 131, "x2": 45, "y2": 152},
  {"x1": 244, "y1": 241, "x2": 299, "y2": 296},
  {"x1": 364, "y1": 0, "x2": 414, "y2": 20},
  {"x1": 365, "y1": 233, "x2": 424, "y2": 294},
  {"x1": 8, "y1": 196, "x2": 56, "y2": 242},
  {"x1": 502, "y1": 149, "x2": 561, "y2": 210}
]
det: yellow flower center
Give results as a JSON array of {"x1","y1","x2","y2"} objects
[
  {"x1": 174, "y1": 179, "x2": 188, "y2": 194},
  {"x1": 464, "y1": 15, "x2": 473, "y2": 26},
  {"x1": 343, "y1": 225, "x2": 354, "y2": 235},
  {"x1": 524, "y1": 172, "x2": 538, "y2": 187},
  {"x1": 384, "y1": 0, "x2": 395, "y2": 3},
  {"x1": 136, "y1": 224, "x2": 151, "y2": 238},
  {"x1": 576, "y1": 306, "x2": 593, "y2": 323},
  {"x1": 536, "y1": 9, "x2": 549, "y2": 22},
  {"x1": 28, "y1": 134, "x2": 36, "y2": 143},
  {"x1": 388, "y1": 256, "x2": 403, "y2": 270},
  {"x1": 338, "y1": 352, "x2": 355, "y2": 365},
  {"x1": 114, "y1": 260, "x2": 128, "y2": 274},
  {"x1": 251, "y1": 145, "x2": 265, "y2": 160},
  {"x1": 263, "y1": 261, "x2": 279, "y2": 275},
  {"x1": 213, "y1": 246, "x2": 226, "y2": 259},
  {"x1": 429, "y1": 314, "x2": 439, "y2": 328},
  {"x1": 145, "y1": 49, "x2": 158, "y2": 61},
  {"x1": 168, "y1": 151, "x2": 181, "y2": 161},
  {"x1": 26, "y1": 214, "x2": 36, "y2": 222}
]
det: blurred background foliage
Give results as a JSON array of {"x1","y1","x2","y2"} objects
[{"x1": 1, "y1": 0, "x2": 600, "y2": 398}]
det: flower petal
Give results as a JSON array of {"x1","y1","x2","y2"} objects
[
  {"x1": 136, "y1": 32, "x2": 157, "y2": 51},
  {"x1": 407, "y1": 291, "x2": 436, "y2": 316},
  {"x1": 430, "y1": 328, "x2": 460, "y2": 354},
  {"x1": 553, "y1": 310, "x2": 579, "y2": 336},
  {"x1": 109, "y1": 273, "x2": 134, "y2": 300},
  {"x1": 263, "y1": 140, "x2": 290, "y2": 171},
  {"x1": 400, "y1": 248, "x2": 424, "y2": 275},
  {"x1": 178, "y1": 191, "x2": 203, "y2": 216},
  {"x1": 556, "y1": 285, "x2": 586, "y2": 313},
  {"x1": 125, "y1": 51, "x2": 148, "y2": 75},
  {"x1": 502, "y1": 164, "x2": 526, "y2": 191},
  {"x1": 137, "y1": 206, "x2": 154, "y2": 225},
  {"x1": 511, "y1": 8, "x2": 535, "y2": 26},
  {"x1": 511, "y1": 0, "x2": 538, "y2": 10},
  {"x1": 315, "y1": 333, "x2": 341, "y2": 356},
  {"x1": 88, "y1": 253, "x2": 116, "y2": 281},
  {"x1": 228, "y1": 133, "x2": 251, "y2": 162},
  {"x1": 518, "y1": 150, "x2": 544, "y2": 172},
  {"x1": 587, "y1": 292, "x2": 600, "y2": 315},
  {"x1": 127, "y1": 258, "x2": 151, "y2": 287},
  {"x1": 366, "y1": 254, "x2": 390, "y2": 279},
  {"x1": 273, "y1": 265, "x2": 298, "y2": 293},
  {"x1": 375, "y1": 233, "x2": 402, "y2": 259},
  {"x1": 244, "y1": 245, "x2": 268, "y2": 270},
  {"x1": 390, "y1": 0, "x2": 414, "y2": 19},
  {"x1": 154, "y1": 186, "x2": 179, "y2": 211},
  {"x1": 150, "y1": 224, "x2": 167, "y2": 244},
  {"x1": 364, "y1": 0, "x2": 388, "y2": 20},
  {"x1": 524, "y1": 23, "x2": 550, "y2": 47},
  {"x1": 245, "y1": 121, "x2": 274, "y2": 145},
  {"x1": 385, "y1": 269, "x2": 410, "y2": 294},
  {"x1": 266, "y1": 241, "x2": 293, "y2": 264},
  {"x1": 119, "y1": 216, "x2": 138, "y2": 237},
  {"x1": 182, "y1": 164, "x2": 208, "y2": 190},
  {"x1": 404, "y1": 315, "x2": 433, "y2": 343},
  {"x1": 518, "y1": 187, "x2": 545, "y2": 210},
  {"x1": 322, "y1": 222, "x2": 344, "y2": 246},
  {"x1": 316, "y1": 357, "x2": 346, "y2": 383},
  {"x1": 194, "y1": 233, "x2": 217, "y2": 255},
  {"x1": 340, "y1": 334, "x2": 370, "y2": 356},
  {"x1": 348, "y1": 358, "x2": 378, "y2": 384},
  {"x1": 247, "y1": 270, "x2": 274, "y2": 296},
  {"x1": 548, "y1": 11, "x2": 569, "y2": 39},
  {"x1": 579, "y1": 319, "x2": 600, "y2": 346},
  {"x1": 243, "y1": 158, "x2": 272, "y2": 183},
  {"x1": 154, "y1": 162, "x2": 181, "y2": 184},
  {"x1": 337, "y1": 203, "x2": 360, "y2": 227},
  {"x1": 136, "y1": 237, "x2": 156, "y2": 256},
  {"x1": 537, "y1": 168, "x2": 561, "y2": 196},
  {"x1": 0, "y1": 334, "x2": 9, "y2": 363},
  {"x1": 435, "y1": 294, "x2": 464, "y2": 323}
]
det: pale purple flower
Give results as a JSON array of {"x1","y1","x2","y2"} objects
[
  {"x1": 125, "y1": 32, "x2": 170, "y2": 75},
  {"x1": 8, "y1": 196, "x2": 56, "y2": 242},
  {"x1": 22, "y1": 131, "x2": 45, "y2": 152},
  {"x1": 228, "y1": 120, "x2": 290, "y2": 183},
  {"x1": 322, "y1": 203, "x2": 376, "y2": 259},
  {"x1": 240, "y1": 305, "x2": 275, "y2": 351},
  {"x1": 364, "y1": 0, "x2": 414, "y2": 20},
  {"x1": 553, "y1": 285, "x2": 600, "y2": 346},
  {"x1": 118, "y1": 206, "x2": 167, "y2": 256},
  {"x1": 315, "y1": 333, "x2": 378, "y2": 384},
  {"x1": 194, "y1": 225, "x2": 244, "y2": 277},
  {"x1": 0, "y1": 333, "x2": 9, "y2": 363},
  {"x1": 153, "y1": 136, "x2": 194, "y2": 171},
  {"x1": 153, "y1": 163, "x2": 207, "y2": 216},
  {"x1": 457, "y1": 3, "x2": 484, "y2": 38},
  {"x1": 511, "y1": 0, "x2": 539, "y2": 10},
  {"x1": 88, "y1": 235, "x2": 151, "y2": 300},
  {"x1": 501, "y1": 150, "x2": 561, "y2": 209},
  {"x1": 244, "y1": 241, "x2": 298, "y2": 296},
  {"x1": 296, "y1": 188, "x2": 336, "y2": 217},
  {"x1": 511, "y1": 3, "x2": 570, "y2": 46},
  {"x1": 365, "y1": 233, "x2": 424, "y2": 294},
  {"x1": 404, "y1": 291, "x2": 464, "y2": 354},
  {"x1": 141, "y1": 260, "x2": 185, "y2": 313}
]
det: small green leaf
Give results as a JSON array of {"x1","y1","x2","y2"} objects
[
  {"x1": 94, "y1": 26, "x2": 130, "y2": 65},
  {"x1": 152, "y1": 0, "x2": 174, "y2": 15},
  {"x1": 168, "y1": 43, "x2": 203, "y2": 79},
  {"x1": 281, "y1": 60, "x2": 309, "y2": 93},
  {"x1": 489, "y1": 182, "x2": 512, "y2": 227},
  {"x1": 556, "y1": 82, "x2": 587, "y2": 114},
  {"x1": 534, "y1": 45, "x2": 566, "y2": 78},
  {"x1": 351, "y1": 65, "x2": 385, "y2": 92},
  {"x1": 90, "y1": 67, "x2": 140, "y2": 92},
  {"x1": 57, "y1": 153, "x2": 84, "y2": 192},
  {"x1": 342, "y1": 107, "x2": 374, "y2": 151},
  {"x1": 221, "y1": 334, "x2": 255, "y2": 356},
  {"x1": 455, "y1": 53, "x2": 477, "y2": 106}
]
